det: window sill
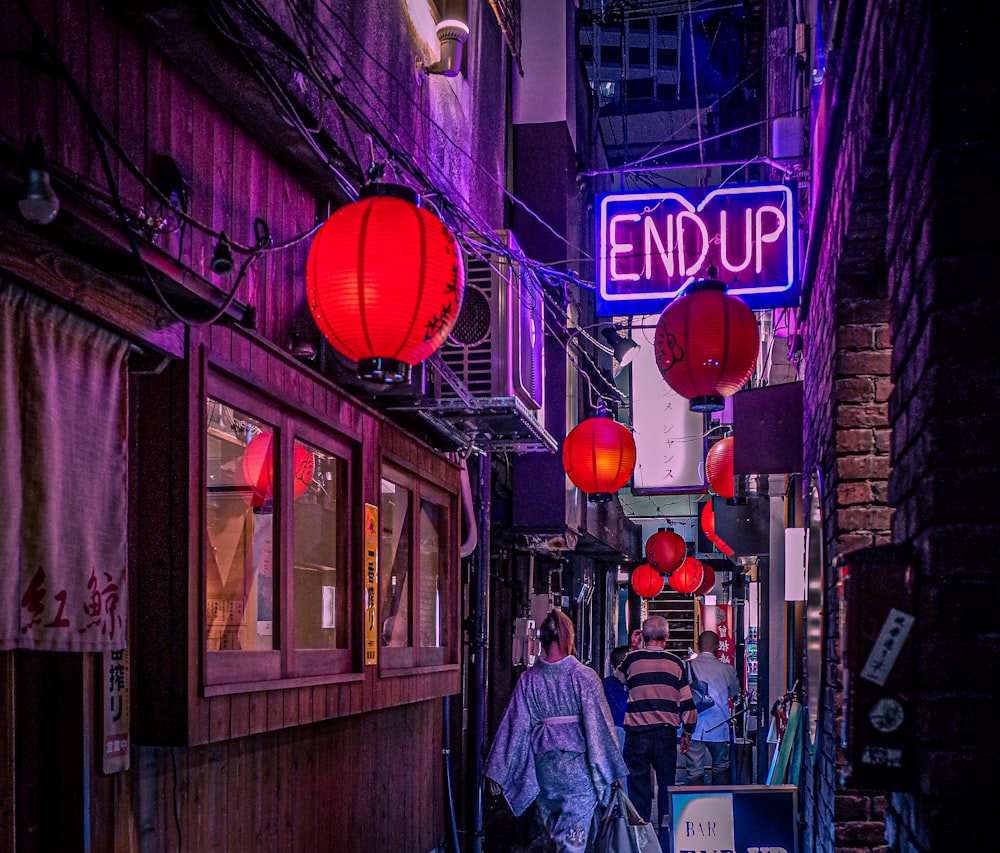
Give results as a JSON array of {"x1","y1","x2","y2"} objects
[{"x1": 203, "y1": 669, "x2": 365, "y2": 698}]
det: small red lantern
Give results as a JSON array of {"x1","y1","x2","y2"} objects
[
  {"x1": 646, "y1": 528, "x2": 687, "y2": 575},
  {"x1": 562, "y1": 412, "x2": 637, "y2": 502},
  {"x1": 241, "y1": 433, "x2": 315, "y2": 507},
  {"x1": 669, "y1": 556, "x2": 704, "y2": 594},
  {"x1": 694, "y1": 565, "x2": 716, "y2": 596},
  {"x1": 700, "y1": 500, "x2": 717, "y2": 541},
  {"x1": 306, "y1": 183, "x2": 464, "y2": 384},
  {"x1": 654, "y1": 278, "x2": 759, "y2": 412},
  {"x1": 706, "y1": 436, "x2": 735, "y2": 499},
  {"x1": 631, "y1": 563, "x2": 664, "y2": 599}
]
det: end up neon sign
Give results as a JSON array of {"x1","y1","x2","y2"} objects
[{"x1": 596, "y1": 183, "x2": 798, "y2": 316}]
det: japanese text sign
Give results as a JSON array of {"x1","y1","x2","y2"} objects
[
  {"x1": 364, "y1": 503, "x2": 379, "y2": 665},
  {"x1": 596, "y1": 184, "x2": 798, "y2": 316}
]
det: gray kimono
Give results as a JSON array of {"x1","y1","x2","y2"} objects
[{"x1": 485, "y1": 655, "x2": 628, "y2": 852}]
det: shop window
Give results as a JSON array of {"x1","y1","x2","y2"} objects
[
  {"x1": 204, "y1": 383, "x2": 353, "y2": 689},
  {"x1": 379, "y1": 465, "x2": 452, "y2": 670}
]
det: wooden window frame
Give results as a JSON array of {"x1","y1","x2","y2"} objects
[
  {"x1": 378, "y1": 460, "x2": 456, "y2": 674},
  {"x1": 202, "y1": 369, "x2": 356, "y2": 693}
]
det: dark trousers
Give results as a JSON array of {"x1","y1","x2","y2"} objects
[{"x1": 622, "y1": 726, "x2": 678, "y2": 827}]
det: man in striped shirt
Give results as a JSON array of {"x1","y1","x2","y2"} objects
[{"x1": 614, "y1": 615, "x2": 698, "y2": 830}]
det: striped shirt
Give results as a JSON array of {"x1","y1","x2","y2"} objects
[{"x1": 615, "y1": 647, "x2": 698, "y2": 735}]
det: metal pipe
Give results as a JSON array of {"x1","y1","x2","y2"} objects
[{"x1": 466, "y1": 453, "x2": 491, "y2": 853}]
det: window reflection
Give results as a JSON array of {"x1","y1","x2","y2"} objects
[
  {"x1": 419, "y1": 500, "x2": 443, "y2": 648},
  {"x1": 293, "y1": 441, "x2": 347, "y2": 650},
  {"x1": 204, "y1": 401, "x2": 276, "y2": 652},
  {"x1": 379, "y1": 477, "x2": 411, "y2": 648}
]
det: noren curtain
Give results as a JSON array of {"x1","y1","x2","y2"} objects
[{"x1": 0, "y1": 279, "x2": 130, "y2": 651}]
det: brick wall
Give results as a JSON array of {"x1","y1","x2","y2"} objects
[{"x1": 804, "y1": 0, "x2": 1000, "y2": 850}]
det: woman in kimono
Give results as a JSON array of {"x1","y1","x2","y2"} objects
[{"x1": 486, "y1": 609, "x2": 627, "y2": 852}]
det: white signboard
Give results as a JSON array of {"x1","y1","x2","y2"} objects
[{"x1": 630, "y1": 315, "x2": 706, "y2": 493}]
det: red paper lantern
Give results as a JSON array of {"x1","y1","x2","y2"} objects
[
  {"x1": 653, "y1": 279, "x2": 759, "y2": 412},
  {"x1": 706, "y1": 436, "x2": 735, "y2": 500},
  {"x1": 306, "y1": 183, "x2": 464, "y2": 384},
  {"x1": 631, "y1": 564, "x2": 664, "y2": 599},
  {"x1": 241, "y1": 433, "x2": 315, "y2": 507},
  {"x1": 562, "y1": 412, "x2": 637, "y2": 502},
  {"x1": 669, "y1": 556, "x2": 704, "y2": 594},
  {"x1": 646, "y1": 529, "x2": 687, "y2": 575},
  {"x1": 694, "y1": 565, "x2": 716, "y2": 596},
  {"x1": 700, "y1": 500, "x2": 717, "y2": 541}
]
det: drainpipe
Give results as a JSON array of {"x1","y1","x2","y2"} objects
[{"x1": 467, "y1": 452, "x2": 491, "y2": 853}]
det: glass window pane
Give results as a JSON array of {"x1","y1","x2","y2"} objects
[
  {"x1": 419, "y1": 500, "x2": 444, "y2": 648},
  {"x1": 379, "y1": 477, "x2": 411, "y2": 648},
  {"x1": 205, "y1": 400, "x2": 276, "y2": 652},
  {"x1": 293, "y1": 441, "x2": 347, "y2": 650}
]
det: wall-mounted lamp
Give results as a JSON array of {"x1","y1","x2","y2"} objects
[
  {"x1": 417, "y1": 19, "x2": 469, "y2": 78},
  {"x1": 601, "y1": 326, "x2": 639, "y2": 370},
  {"x1": 211, "y1": 231, "x2": 234, "y2": 275},
  {"x1": 19, "y1": 136, "x2": 60, "y2": 225}
]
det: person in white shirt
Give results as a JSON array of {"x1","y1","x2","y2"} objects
[{"x1": 684, "y1": 630, "x2": 741, "y2": 785}]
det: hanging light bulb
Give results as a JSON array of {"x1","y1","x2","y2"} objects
[
  {"x1": 19, "y1": 136, "x2": 60, "y2": 226},
  {"x1": 211, "y1": 231, "x2": 234, "y2": 275}
]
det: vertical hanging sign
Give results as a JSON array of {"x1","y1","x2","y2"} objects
[
  {"x1": 364, "y1": 503, "x2": 379, "y2": 665},
  {"x1": 700, "y1": 602, "x2": 736, "y2": 666},
  {"x1": 101, "y1": 646, "x2": 130, "y2": 774}
]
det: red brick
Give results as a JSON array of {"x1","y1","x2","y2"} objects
[
  {"x1": 837, "y1": 481, "x2": 873, "y2": 506},
  {"x1": 835, "y1": 377, "x2": 875, "y2": 403},
  {"x1": 836, "y1": 429, "x2": 876, "y2": 453},
  {"x1": 837, "y1": 403, "x2": 889, "y2": 428},
  {"x1": 835, "y1": 821, "x2": 889, "y2": 845},
  {"x1": 836, "y1": 350, "x2": 893, "y2": 376}
]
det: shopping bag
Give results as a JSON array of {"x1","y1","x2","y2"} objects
[{"x1": 594, "y1": 782, "x2": 663, "y2": 853}]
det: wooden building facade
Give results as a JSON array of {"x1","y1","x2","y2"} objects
[{"x1": 0, "y1": 1, "x2": 522, "y2": 850}]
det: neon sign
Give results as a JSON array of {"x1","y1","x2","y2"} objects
[{"x1": 596, "y1": 183, "x2": 798, "y2": 315}]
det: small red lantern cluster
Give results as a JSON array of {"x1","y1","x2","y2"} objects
[
  {"x1": 241, "y1": 433, "x2": 315, "y2": 508},
  {"x1": 654, "y1": 278, "x2": 759, "y2": 412},
  {"x1": 306, "y1": 183, "x2": 464, "y2": 384},
  {"x1": 669, "y1": 556, "x2": 704, "y2": 594},
  {"x1": 562, "y1": 412, "x2": 637, "y2": 502},
  {"x1": 631, "y1": 563, "x2": 664, "y2": 599},
  {"x1": 706, "y1": 436, "x2": 735, "y2": 499},
  {"x1": 646, "y1": 528, "x2": 687, "y2": 574}
]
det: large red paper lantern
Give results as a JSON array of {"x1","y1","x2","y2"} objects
[
  {"x1": 241, "y1": 433, "x2": 315, "y2": 507},
  {"x1": 562, "y1": 412, "x2": 637, "y2": 502},
  {"x1": 306, "y1": 183, "x2": 464, "y2": 384},
  {"x1": 631, "y1": 564, "x2": 664, "y2": 599},
  {"x1": 646, "y1": 528, "x2": 687, "y2": 575},
  {"x1": 706, "y1": 436, "x2": 735, "y2": 499},
  {"x1": 654, "y1": 278, "x2": 759, "y2": 412},
  {"x1": 694, "y1": 565, "x2": 716, "y2": 596},
  {"x1": 669, "y1": 556, "x2": 704, "y2": 594}
]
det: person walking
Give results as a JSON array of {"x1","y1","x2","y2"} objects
[
  {"x1": 485, "y1": 609, "x2": 627, "y2": 853},
  {"x1": 684, "y1": 630, "x2": 742, "y2": 785},
  {"x1": 602, "y1": 645, "x2": 630, "y2": 750},
  {"x1": 614, "y1": 615, "x2": 697, "y2": 835}
]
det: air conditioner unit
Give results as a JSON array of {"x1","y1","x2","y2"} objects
[{"x1": 437, "y1": 230, "x2": 545, "y2": 416}]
